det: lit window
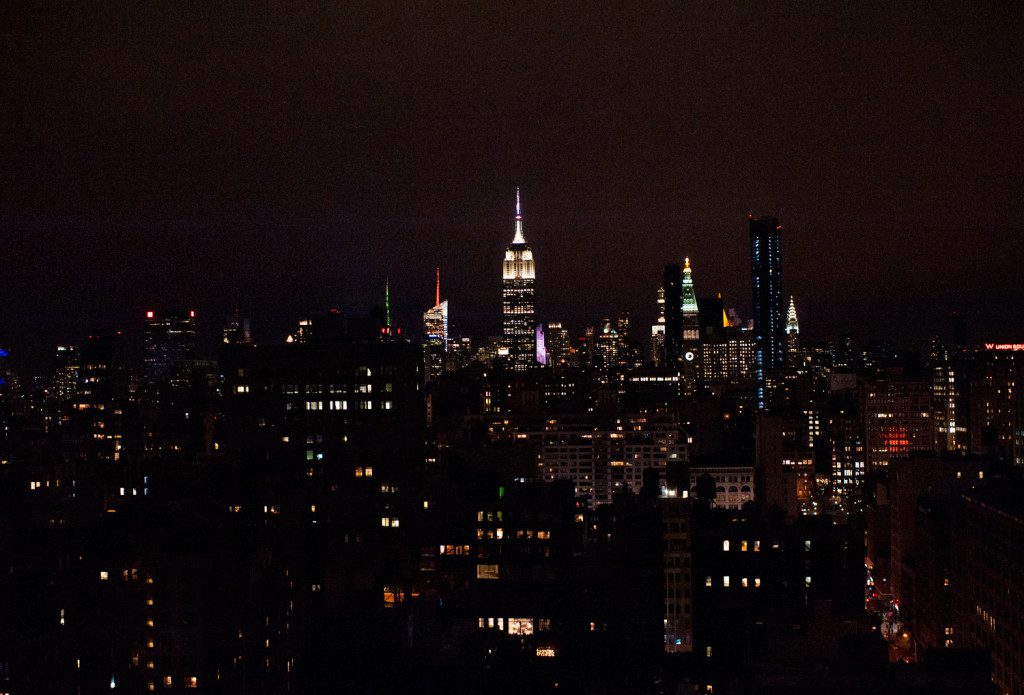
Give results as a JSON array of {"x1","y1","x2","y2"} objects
[
  {"x1": 163, "y1": 676, "x2": 172, "y2": 688},
  {"x1": 741, "y1": 540, "x2": 748, "y2": 552},
  {"x1": 100, "y1": 571, "x2": 109, "y2": 581},
  {"x1": 536, "y1": 647, "x2": 556, "y2": 657},
  {"x1": 235, "y1": 385, "x2": 249, "y2": 394},
  {"x1": 722, "y1": 540, "x2": 730, "y2": 552},
  {"x1": 706, "y1": 646, "x2": 712, "y2": 658},
  {"x1": 705, "y1": 576, "x2": 712, "y2": 587},
  {"x1": 383, "y1": 585, "x2": 404, "y2": 607},
  {"x1": 722, "y1": 576, "x2": 730, "y2": 588},
  {"x1": 381, "y1": 517, "x2": 390, "y2": 527},
  {"x1": 741, "y1": 577, "x2": 749, "y2": 588},
  {"x1": 476, "y1": 564, "x2": 499, "y2": 580},
  {"x1": 365, "y1": 467, "x2": 373, "y2": 477},
  {"x1": 805, "y1": 576, "x2": 812, "y2": 586},
  {"x1": 508, "y1": 618, "x2": 534, "y2": 635},
  {"x1": 185, "y1": 676, "x2": 197, "y2": 688},
  {"x1": 754, "y1": 578, "x2": 761, "y2": 588}
]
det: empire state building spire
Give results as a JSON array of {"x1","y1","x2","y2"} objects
[{"x1": 512, "y1": 186, "x2": 526, "y2": 244}]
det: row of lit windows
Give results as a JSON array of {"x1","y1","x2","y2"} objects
[
  {"x1": 722, "y1": 540, "x2": 761, "y2": 552},
  {"x1": 99, "y1": 568, "x2": 150, "y2": 582},
  {"x1": 476, "y1": 528, "x2": 550, "y2": 540},
  {"x1": 439, "y1": 544, "x2": 471, "y2": 555},
  {"x1": 477, "y1": 617, "x2": 544, "y2": 635},
  {"x1": 282, "y1": 382, "x2": 393, "y2": 394},
  {"x1": 706, "y1": 576, "x2": 763, "y2": 588},
  {"x1": 304, "y1": 400, "x2": 391, "y2": 410}
]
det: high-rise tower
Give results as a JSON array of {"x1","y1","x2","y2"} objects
[
  {"x1": 785, "y1": 295, "x2": 800, "y2": 362},
  {"x1": 663, "y1": 264, "x2": 683, "y2": 365},
  {"x1": 144, "y1": 309, "x2": 197, "y2": 388},
  {"x1": 681, "y1": 257, "x2": 700, "y2": 342},
  {"x1": 749, "y1": 215, "x2": 784, "y2": 407},
  {"x1": 502, "y1": 188, "x2": 536, "y2": 370},
  {"x1": 651, "y1": 285, "x2": 666, "y2": 366},
  {"x1": 423, "y1": 266, "x2": 449, "y2": 382}
]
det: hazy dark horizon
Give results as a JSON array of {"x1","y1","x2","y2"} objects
[{"x1": 4, "y1": 2, "x2": 1023, "y2": 368}]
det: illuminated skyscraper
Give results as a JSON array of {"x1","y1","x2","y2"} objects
[
  {"x1": 749, "y1": 216, "x2": 784, "y2": 407},
  {"x1": 502, "y1": 188, "x2": 536, "y2": 370},
  {"x1": 651, "y1": 285, "x2": 666, "y2": 366},
  {"x1": 144, "y1": 309, "x2": 197, "y2": 388},
  {"x1": 786, "y1": 295, "x2": 800, "y2": 362},
  {"x1": 681, "y1": 257, "x2": 699, "y2": 342},
  {"x1": 423, "y1": 267, "x2": 449, "y2": 382},
  {"x1": 52, "y1": 345, "x2": 81, "y2": 402}
]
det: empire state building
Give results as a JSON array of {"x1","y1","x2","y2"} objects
[{"x1": 502, "y1": 188, "x2": 536, "y2": 370}]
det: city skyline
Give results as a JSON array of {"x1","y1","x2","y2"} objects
[
  {"x1": 0, "y1": 216, "x2": 991, "y2": 370},
  {"x1": 3, "y1": 4, "x2": 1023, "y2": 691},
  {"x1": 3, "y1": 2, "x2": 1023, "y2": 362}
]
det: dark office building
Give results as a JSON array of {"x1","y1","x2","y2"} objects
[
  {"x1": 663, "y1": 263, "x2": 683, "y2": 366},
  {"x1": 953, "y1": 482, "x2": 1024, "y2": 695},
  {"x1": 749, "y1": 216, "x2": 784, "y2": 408},
  {"x1": 143, "y1": 310, "x2": 197, "y2": 388}
]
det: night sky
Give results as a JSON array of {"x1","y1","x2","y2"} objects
[{"x1": 3, "y1": 2, "x2": 1024, "y2": 365}]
